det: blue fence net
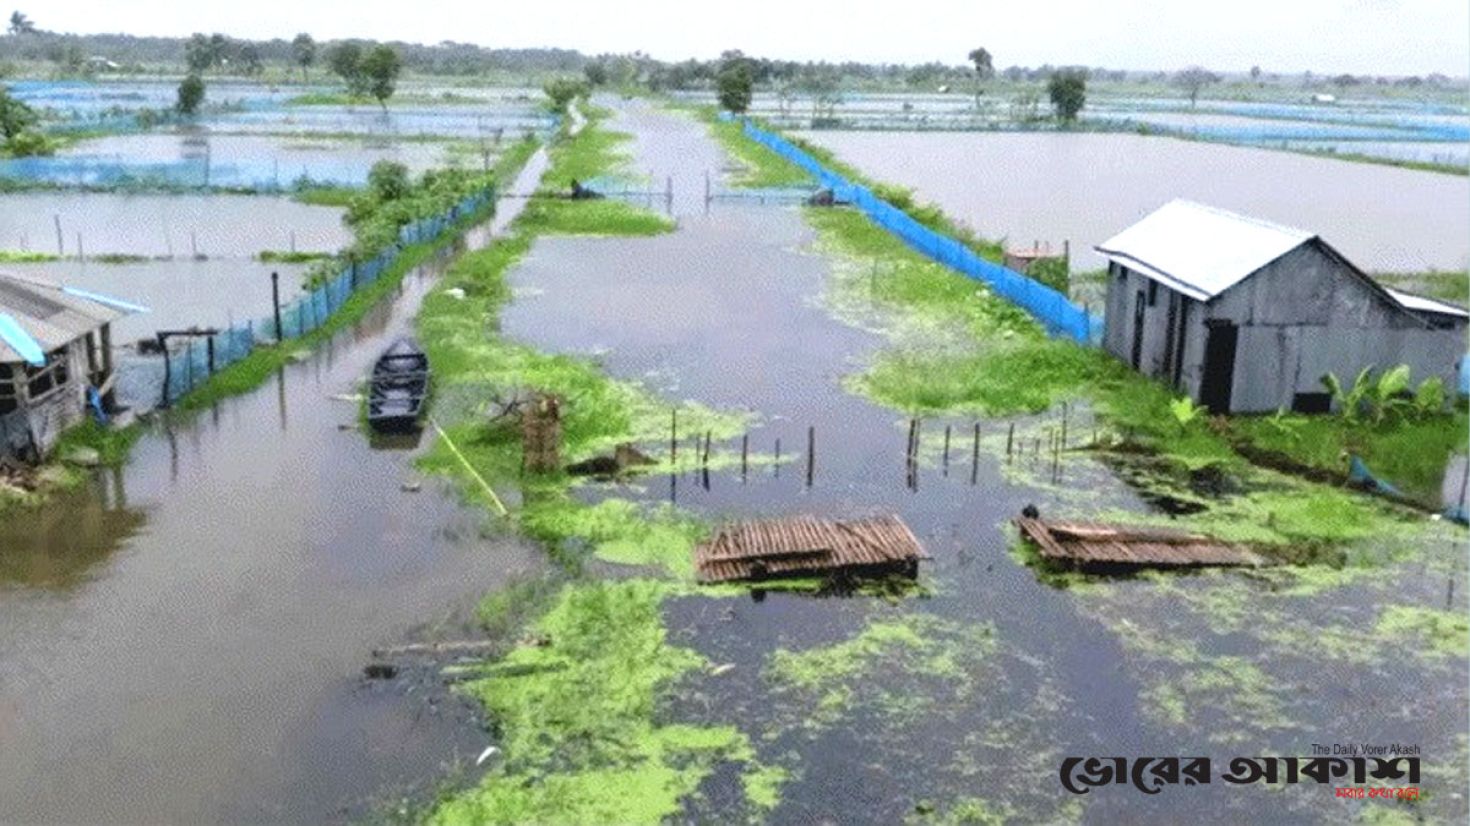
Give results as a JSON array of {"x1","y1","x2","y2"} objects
[
  {"x1": 741, "y1": 122, "x2": 1102, "y2": 344},
  {"x1": 146, "y1": 186, "x2": 494, "y2": 407}
]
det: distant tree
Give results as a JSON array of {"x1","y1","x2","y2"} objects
[
  {"x1": 327, "y1": 42, "x2": 365, "y2": 95},
  {"x1": 0, "y1": 86, "x2": 36, "y2": 137},
  {"x1": 176, "y1": 73, "x2": 205, "y2": 115},
  {"x1": 359, "y1": 44, "x2": 402, "y2": 109},
  {"x1": 236, "y1": 43, "x2": 262, "y2": 76},
  {"x1": 1332, "y1": 73, "x2": 1361, "y2": 87},
  {"x1": 291, "y1": 33, "x2": 315, "y2": 83},
  {"x1": 208, "y1": 33, "x2": 229, "y2": 68},
  {"x1": 583, "y1": 61, "x2": 608, "y2": 87},
  {"x1": 542, "y1": 76, "x2": 588, "y2": 114},
  {"x1": 1173, "y1": 66, "x2": 1219, "y2": 107},
  {"x1": 967, "y1": 47, "x2": 993, "y2": 108},
  {"x1": 1249, "y1": 65, "x2": 1262, "y2": 82},
  {"x1": 7, "y1": 10, "x2": 34, "y2": 35},
  {"x1": 716, "y1": 57, "x2": 753, "y2": 114},
  {"x1": 1047, "y1": 69, "x2": 1086, "y2": 122},
  {"x1": 184, "y1": 34, "x2": 213, "y2": 73}
]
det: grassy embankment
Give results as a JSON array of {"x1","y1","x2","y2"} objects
[
  {"x1": 711, "y1": 113, "x2": 1466, "y2": 541},
  {"x1": 409, "y1": 104, "x2": 787, "y2": 824}
]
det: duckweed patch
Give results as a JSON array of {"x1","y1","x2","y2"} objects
[
  {"x1": 1375, "y1": 605, "x2": 1470, "y2": 658},
  {"x1": 767, "y1": 612, "x2": 996, "y2": 731},
  {"x1": 428, "y1": 579, "x2": 777, "y2": 825}
]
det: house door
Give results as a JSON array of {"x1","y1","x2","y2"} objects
[
  {"x1": 1130, "y1": 290, "x2": 1146, "y2": 369},
  {"x1": 1199, "y1": 321, "x2": 1238, "y2": 414}
]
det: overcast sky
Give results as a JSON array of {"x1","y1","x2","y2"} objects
[{"x1": 26, "y1": 0, "x2": 1470, "y2": 76}]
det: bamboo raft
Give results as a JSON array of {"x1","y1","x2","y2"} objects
[
  {"x1": 694, "y1": 514, "x2": 927, "y2": 584},
  {"x1": 1014, "y1": 515, "x2": 1265, "y2": 570}
]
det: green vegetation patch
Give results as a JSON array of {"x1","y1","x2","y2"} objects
[
  {"x1": 428, "y1": 579, "x2": 775, "y2": 825},
  {"x1": 257, "y1": 249, "x2": 333, "y2": 264},
  {"x1": 1375, "y1": 605, "x2": 1470, "y2": 658},
  {"x1": 0, "y1": 249, "x2": 58, "y2": 262},
  {"x1": 679, "y1": 105, "x2": 811, "y2": 188},
  {"x1": 290, "y1": 185, "x2": 360, "y2": 207},
  {"x1": 767, "y1": 612, "x2": 996, "y2": 730}
]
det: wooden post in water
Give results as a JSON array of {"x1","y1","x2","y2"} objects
[
  {"x1": 53, "y1": 214, "x2": 63, "y2": 256},
  {"x1": 703, "y1": 430, "x2": 712, "y2": 468},
  {"x1": 774, "y1": 438, "x2": 781, "y2": 477},
  {"x1": 942, "y1": 424, "x2": 951, "y2": 476},
  {"x1": 741, "y1": 433, "x2": 748, "y2": 483},
  {"x1": 158, "y1": 333, "x2": 171, "y2": 408},
  {"x1": 271, "y1": 271, "x2": 283, "y2": 343},
  {"x1": 190, "y1": 231, "x2": 198, "y2": 259},
  {"x1": 1061, "y1": 402, "x2": 1069, "y2": 449},
  {"x1": 206, "y1": 335, "x2": 215, "y2": 374},
  {"x1": 806, "y1": 426, "x2": 815, "y2": 488},
  {"x1": 971, "y1": 422, "x2": 980, "y2": 485},
  {"x1": 670, "y1": 408, "x2": 678, "y2": 464},
  {"x1": 1006, "y1": 422, "x2": 1014, "y2": 462},
  {"x1": 665, "y1": 175, "x2": 673, "y2": 214}
]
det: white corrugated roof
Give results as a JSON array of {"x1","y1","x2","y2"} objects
[
  {"x1": 0, "y1": 272, "x2": 131, "y2": 364},
  {"x1": 1094, "y1": 199, "x2": 1314, "y2": 302},
  {"x1": 1384, "y1": 287, "x2": 1470, "y2": 319}
]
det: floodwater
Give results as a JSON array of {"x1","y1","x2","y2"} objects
[
  {"x1": 8, "y1": 133, "x2": 464, "y2": 189},
  {"x1": 0, "y1": 192, "x2": 349, "y2": 257},
  {"x1": 792, "y1": 129, "x2": 1470, "y2": 271},
  {"x1": 0, "y1": 153, "x2": 551, "y2": 823},
  {"x1": 7, "y1": 259, "x2": 310, "y2": 343},
  {"x1": 494, "y1": 100, "x2": 1467, "y2": 823}
]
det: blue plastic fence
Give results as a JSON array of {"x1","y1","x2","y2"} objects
[
  {"x1": 153, "y1": 186, "x2": 494, "y2": 406},
  {"x1": 741, "y1": 122, "x2": 1102, "y2": 344}
]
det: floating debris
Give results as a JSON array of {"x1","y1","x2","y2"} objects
[
  {"x1": 694, "y1": 514, "x2": 926, "y2": 584},
  {"x1": 1014, "y1": 511, "x2": 1266, "y2": 570}
]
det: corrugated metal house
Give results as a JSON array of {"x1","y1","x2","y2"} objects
[
  {"x1": 0, "y1": 273, "x2": 134, "y2": 460},
  {"x1": 1096, "y1": 200, "x2": 1468, "y2": 414}
]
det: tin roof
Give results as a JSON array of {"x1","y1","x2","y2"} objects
[
  {"x1": 1094, "y1": 199, "x2": 1314, "y2": 302},
  {"x1": 0, "y1": 272, "x2": 135, "y2": 365},
  {"x1": 1384, "y1": 287, "x2": 1469, "y2": 319}
]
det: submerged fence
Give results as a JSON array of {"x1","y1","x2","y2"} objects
[
  {"x1": 144, "y1": 187, "x2": 495, "y2": 407},
  {"x1": 741, "y1": 122, "x2": 1102, "y2": 344}
]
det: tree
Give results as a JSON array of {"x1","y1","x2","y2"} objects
[
  {"x1": 291, "y1": 34, "x2": 315, "y2": 82},
  {"x1": 367, "y1": 160, "x2": 410, "y2": 201},
  {"x1": 359, "y1": 45, "x2": 401, "y2": 108},
  {"x1": 716, "y1": 57, "x2": 753, "y2": 114},
  {"x1": 176, "y1": 73, "x2": 205, "y2": 115},
  {"x1": 0, "y1": 86, "x2": 36, "y2": 138},
  {"x1": 236, "y1": 43, "x2": 262, "y2": 76},
  {"x1": 583, "y1": 61, "x2": 607, "y2": 87},
  {"x1": 967, "y1": 47, "x2": 993, "y2": 109},
  {"x1": 1173, "y1": 66, "x2": 1219, "y2": 107},
  {"x1": 327, "y1": 42, "x2": 364, "y2": 94},
  {"x1": 542, "y1": 76, "x2": 588, "y2": 114},
  {"x1": 1047, "y1": 69, "x2": 1086, "y2": 122},
  {"x1": 1249, "y1": 65, "x2": 1262, "y2": 82},
  {"x1": 7, "y1": 10, "x2": 34, "y2": 35},
  {"x1": 184, "y1": 33, "x2": 213, "y2": 73}
]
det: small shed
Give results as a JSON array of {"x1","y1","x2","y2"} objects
[
  {"x1": 0, "y1": 272, "x2": 139, "y2": 461},
  {"x1": 1096, "y1": 200, "x2": 1467, "y2": 414}
]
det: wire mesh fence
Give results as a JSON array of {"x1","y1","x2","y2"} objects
[
  {"x1": 741, "y1": 121, "x2": 1101, "y2": 344},
  {"x1": 129, "y1": 186, "x2": 495, "y2": 409}
]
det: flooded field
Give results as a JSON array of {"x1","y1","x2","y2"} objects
[
  {"x1": 0, "y1": 175, "x2": 550, "y2": 822},
  {"x1": 4, "y1": 132, "x2": 472, "y2": 189},
  {"x1": 791, "y1": 129, "x2": 1470, "y2": 271},
  {"x1": 0, "y1": 192, "x2": 349, "y2": 256},
  {"x1": 481, "y1": 100, "x2": 1469, "y2": 823}
]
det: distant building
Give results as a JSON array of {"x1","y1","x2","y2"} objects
[
  {"x1": 1096, "y1": 200, "x2": 1467, "y2": 414},
  {"x1": 0, "y1": 273, "x2": 137, "y2": 460}
]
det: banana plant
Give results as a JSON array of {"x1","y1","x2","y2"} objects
[
  {"x1": 1168, "y1": 395, "x2": 1205, "y2": 432},
  {"x1": 1321, "y1": 367, "x2": 1373, "y2": 422}
]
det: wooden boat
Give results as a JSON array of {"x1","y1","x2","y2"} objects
[{"x1": 367, "y1": 338, "x2": 429, "y2": 433}]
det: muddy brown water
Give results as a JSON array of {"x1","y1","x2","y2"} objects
[
  {"x1": 0, "y1": 152, "x2": 550, "y2": 824},
  {"x1": 496, "y1": 99, "x2": 1467, "y2": 824}
]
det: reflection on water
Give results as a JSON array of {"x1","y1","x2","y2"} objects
[{"x1": 0, "y1": 470, "x2": 144, "y2": 589}]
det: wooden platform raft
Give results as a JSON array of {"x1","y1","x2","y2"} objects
[
  {"x1": 695, "y1": 514, "x2": 927, "y2": 584},
  {"x1": 1014, "y1": 516, "x2": 1266, "y2": 570}
]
